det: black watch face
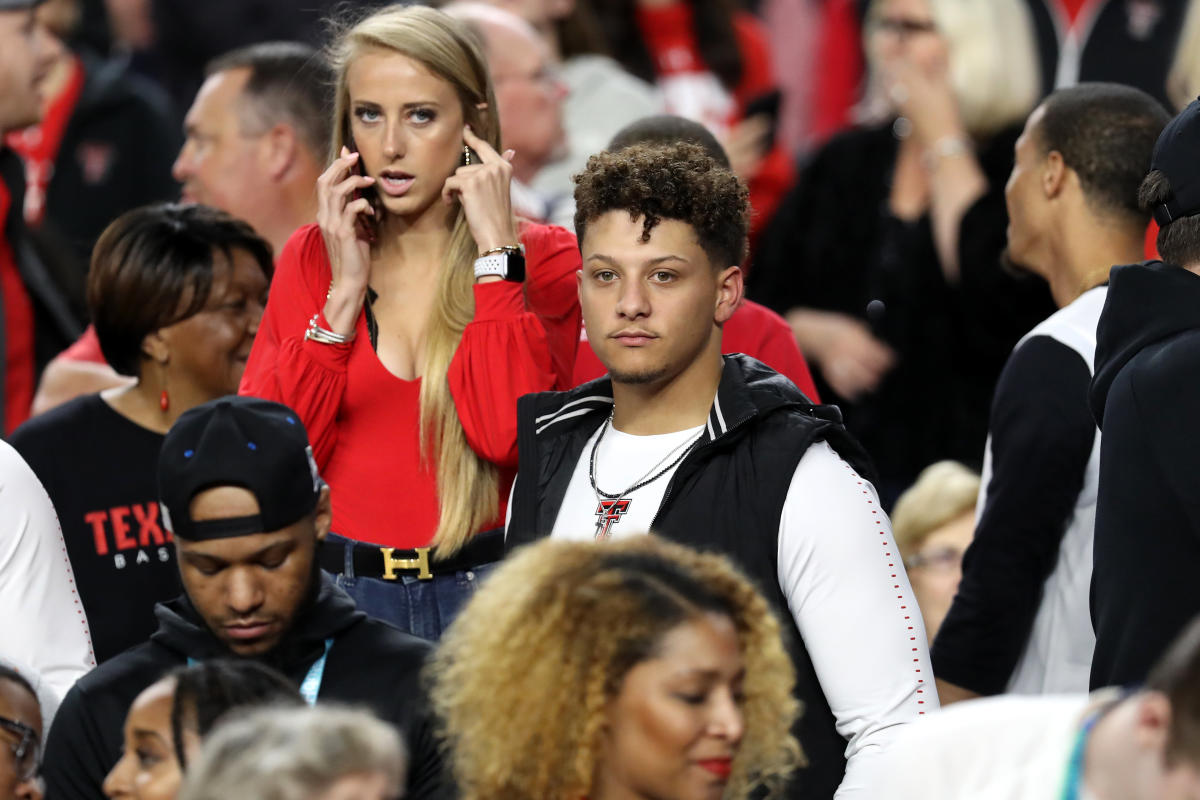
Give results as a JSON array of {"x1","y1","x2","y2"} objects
[{"x1": 506, "y1": 251, "x2": 526, "y2": 282}]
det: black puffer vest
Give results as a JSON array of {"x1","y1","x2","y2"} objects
[{"x1": 510, "y1": 354, "x2": 876, "y2": 799}]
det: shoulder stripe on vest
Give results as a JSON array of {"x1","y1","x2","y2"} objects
[
  {"x1": 534, "y1": 394, "x2": 613, "y2": 425},
  {"x1": 536, "y1": 403, "x2": 610, "y2": 435}
]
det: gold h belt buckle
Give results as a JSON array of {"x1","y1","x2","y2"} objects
[{"x1": 380, "y1": 546, "x2": 433, "y2": 581}]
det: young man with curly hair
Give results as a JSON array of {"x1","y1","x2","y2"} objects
[{"x1": 507, "y1": 142, "x2": 933, "y2": 799}]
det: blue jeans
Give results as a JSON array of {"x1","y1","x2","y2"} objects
[{"x1": 325, "y1": 533, "x2": 498, "y2": 641}]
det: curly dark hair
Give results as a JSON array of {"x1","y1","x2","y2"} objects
[{"x1": 573, "y1": 141, "x2": 750, "y2": 269}]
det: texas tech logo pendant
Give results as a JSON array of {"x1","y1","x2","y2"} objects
[{"x1": 594, "y1": 498, "x2": 631, "y2": 540}]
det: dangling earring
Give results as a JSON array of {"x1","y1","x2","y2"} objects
[
  {"x1": 463, "y1": 145, "x2": 472, "y2": 166},
  {"x1": 158, "y1": 361, "x2": 170, "y2": 412}
]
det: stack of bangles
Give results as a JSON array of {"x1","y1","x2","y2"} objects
[{"x1": 305, "y1": 313, "x2": 356, "y2": 345}]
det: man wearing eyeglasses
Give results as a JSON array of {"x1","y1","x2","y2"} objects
[{"x1": 0, "y1": 665, "x2": 41, "y2": 800}]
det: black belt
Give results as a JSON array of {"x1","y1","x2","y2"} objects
[{"x1": 319, "y1": 528, "x2": 504, "y2": 581}]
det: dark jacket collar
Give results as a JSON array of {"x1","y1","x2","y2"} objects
[
  {"x1": 149, "y1": 571, "x2": 365, "y2": 672},
  {"x1": 533, "y1": 353, "x2": 826, "y2": 446}
]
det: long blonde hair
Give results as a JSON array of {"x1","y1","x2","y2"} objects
[
  {"x1": 328, "y1": 6, "x2": 503, "y2": 555},
  {"x1": 861, "y1": 0, "x2": 1040, "y2": 139},
  {"x1": 429, "y1": 536, "x2": 804, "y2": 800}
]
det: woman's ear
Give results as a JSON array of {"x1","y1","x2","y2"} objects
[{"x1": 142, "y1": 329, "x2": 170, "y2": 365}]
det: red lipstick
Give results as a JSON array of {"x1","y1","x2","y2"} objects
[{"x1": 697, "y1": 758, "x2": 732, "y2": 780}]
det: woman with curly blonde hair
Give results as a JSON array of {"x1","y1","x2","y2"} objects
[{"x1": 429, "y1": 535, "x2": 803, "y2": 800}]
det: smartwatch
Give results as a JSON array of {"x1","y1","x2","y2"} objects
[{"x1": 473, "y1": 246, "x2": 526, "y2": 282}]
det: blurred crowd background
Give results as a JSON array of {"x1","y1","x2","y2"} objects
[{"x1": 13, "y1": 0, "x2": 1198, "y2": 501}]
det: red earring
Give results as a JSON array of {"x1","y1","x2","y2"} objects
[{"x1": 160, "y1": 389, "x2": 169, "y2": 412}]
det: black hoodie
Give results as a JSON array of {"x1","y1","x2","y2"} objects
[
  {"x1": 42, "y1": 573, "x2": 451, "y2": 800},
  {"x1": 1088, "y1": 261, "x2": 1200, "y2": 689}
]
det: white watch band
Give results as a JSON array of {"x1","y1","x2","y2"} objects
[{"x1": 474, "y1": 253, "x2": 510, "y2": 279}]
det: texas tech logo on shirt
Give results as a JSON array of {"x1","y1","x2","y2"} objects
[{"x1": 84, "y1": 501, "x2": 174, "y2": 569}]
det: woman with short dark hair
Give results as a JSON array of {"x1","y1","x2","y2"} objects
[{"x1": 10, "y1": 203, "x2": 272, "y2": 663}]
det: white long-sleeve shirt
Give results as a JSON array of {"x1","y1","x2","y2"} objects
[{"x1": 0, "y1": 440, "x2": 94, "y2": 713}]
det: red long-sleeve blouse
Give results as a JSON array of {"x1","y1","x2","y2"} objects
[{"x1": 239, "y1": 222, "x2": 582, "y2": 548}]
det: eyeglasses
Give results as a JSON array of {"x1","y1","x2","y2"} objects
[
  {"x1": 904, "y1": 546, "x2": 963, "y2": 572},
  {"x1": 874, "y1": 16, "x2": 939, "y2": 37},
  {"x1": 0, "y1": 715, "x2": 40, "y2": 781}
]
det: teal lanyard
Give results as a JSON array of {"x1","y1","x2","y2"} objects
[
  {"x1": 187, "y1": 637, "x2": 334, "y2": 707},
  {"x1": 1059, "y1": 710, "x2": 1101, "y2": 800}
]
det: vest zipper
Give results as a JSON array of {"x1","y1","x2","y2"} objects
[{"x1": 648, "y1": 411, "x2": 757, "y2": 529}]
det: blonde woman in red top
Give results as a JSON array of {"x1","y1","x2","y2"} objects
[{"x1": 239, "y1": 5, "x2": 581, "y2": 638}]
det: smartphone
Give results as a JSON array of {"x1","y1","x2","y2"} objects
[
  {"x1": 346, "y1": 133, "x2": 379, "y2": 241},
  {"x1": 743, "y1": 89, "x2": 783, "y2": 150}
]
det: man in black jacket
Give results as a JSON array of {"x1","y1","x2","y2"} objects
[
  {"x1": 508, "y1": 142, "x2": 932, "y2": 799},
  {"x1": 1089, "y1": 97, "x2": 1200, "y2": 690},
  {"x1": 42, "y1": 396, "x2": 450, "y2": 800}
]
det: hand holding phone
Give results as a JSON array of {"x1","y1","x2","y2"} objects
[
  {"x1": 315, "y1": 145, "x2": 376, "y2": 335},
  {"x1": 347, "y1": 135, "x2": 379, "y2": 243}
]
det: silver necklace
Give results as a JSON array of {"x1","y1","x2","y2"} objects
[{"x1": 587, "y1": 413, "x2": 703, "y2": 540}]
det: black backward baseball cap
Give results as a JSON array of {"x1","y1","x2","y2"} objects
[
  {"x1": 1151, "y1": 96, "x2": 1200, "y2": 226},
  {"x1": 158, "y1": 396, "x2": 325, "y2": 540}
]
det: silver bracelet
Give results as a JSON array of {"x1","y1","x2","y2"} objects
[
  {"x1": 921, "y1": 135, "x2": 971, "y2": 171},
  {"x1": 304, "y1": 313, "x2": 355, "y2": 345}
]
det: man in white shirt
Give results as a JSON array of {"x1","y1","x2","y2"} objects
[
  {"x1": 507, "y1": 141, "x2": 933, "y2": 799},
  {"x1": 871, "y1": 614, "x2": 1200, "y2": 800}
]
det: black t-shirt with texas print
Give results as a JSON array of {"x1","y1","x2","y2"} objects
[{"x1": 11, "y1": 394, "x2": 180, "y2": 663}]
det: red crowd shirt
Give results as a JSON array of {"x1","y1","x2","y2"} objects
[
  {"x1": 239, "y1": 222, "x2": 582, "y2": 548},
  {"x1": 812, "y1": 0, "x2": 864, "y2": 144},
  {"x1": 60, "y1": 324, "x2": 106, "y2": 364},
  {"x1": 572, "y1": 298, "x2": 820, "y2": 402},
  {"x1": 5, "y1": 56, "x2": 85, "y2": 226},
  {"x1": 0, "y1": 182, "x2": 35, "y2": 434},
  {"x1": 635, "y1": 2, "x2": 795, "y2": 252},
  {"x1": 1055, "y1": 0, "x2": 1091, "y2": 27}
]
